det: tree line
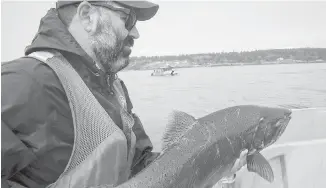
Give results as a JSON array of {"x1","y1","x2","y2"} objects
[{"x1": 126, "y1": 48, "x2": 326, "y2": 70}]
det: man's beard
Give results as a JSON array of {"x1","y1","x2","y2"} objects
[{"x1": 89, "y1": 17, "x2": 130, "y2": 73}]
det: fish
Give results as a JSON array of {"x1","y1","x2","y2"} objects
[{"x1": 111, "y1": 105, "x2": 292, "y2": 188}]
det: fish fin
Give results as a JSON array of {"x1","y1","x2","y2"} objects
[
  {"x1": 161, "y1": 110, "x2": 196, "y2": 152},
  {"x1": 247, "y1": 152, "x2": 274, "y2": 183}
]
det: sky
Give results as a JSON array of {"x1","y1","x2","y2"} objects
[{"x1": 1, "y1": 0, "x2": 326, "y2": 62}]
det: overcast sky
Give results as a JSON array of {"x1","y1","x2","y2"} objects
[{"x1": 2, "y1": 1, "x2": 326, "y2": 62}]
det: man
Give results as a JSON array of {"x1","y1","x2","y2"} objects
[
  {"x1": 2, "y1": 1, "x2": 160, "y2": 187},
  {"x1": 2, "y1": 1, "x2": 247, "y2": 187}
]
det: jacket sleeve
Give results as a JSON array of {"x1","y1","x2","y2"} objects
[
  {"x1": 1, "y1": 59, "x2": 73, "y2": 187},
  {"x1": 1, "y1": 68, "x2": 38, "y2": 187},
  {"x1": 129, "y1": 114, "x2": 161, "y2": 177},
  {"x1": 119, "y1": 80, "x2": 160, "y2": 177},
  {"x1": 1, "y1": 120, "x2": 35, "y2": 188}
]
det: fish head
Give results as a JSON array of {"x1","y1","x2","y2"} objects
[
  {"x1": 249, "y1": 106, "x2": 292, "y2": 153},
  {"x1": 232, "y1": 106, "x2": 292, "y2": 183}
]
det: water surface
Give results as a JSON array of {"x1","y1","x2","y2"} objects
[{"x1": 119, "y1": 63, "x2": 326, "y2": 151}]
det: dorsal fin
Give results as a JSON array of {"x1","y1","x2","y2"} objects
[{"x1": 161, "y1": 110, "x2": 196, "y2": 152}]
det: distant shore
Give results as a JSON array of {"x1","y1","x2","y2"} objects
[
  {"x1": 124, "y1": 48, "x2": 326, "y2": 71},
  {"x1": 123, "y1": 60, "x2": 326, "y2": 71},
  {"x1": 171, "y1": 60, "x2": 326, "y2": 69}
]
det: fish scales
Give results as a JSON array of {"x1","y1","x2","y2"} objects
[
  {"x1": 108, "y1": 105, "x2": 292, "y2": 188},
  {"x1": 121, "y1": 111, "x2": 245, "y2": 187},
  {"x1": 127, "y1": 122, "x2": 208, "y2": 187}
]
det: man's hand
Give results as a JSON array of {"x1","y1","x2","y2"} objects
[
  {"x1": 219, "y1": 149, "x2": 249, "y2": 184},
  {"x1": 230, "y1": 149, "x2": 248, "y2": 174}
]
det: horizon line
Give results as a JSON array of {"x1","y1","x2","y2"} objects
[{"x1": 130, "y1": 46, "x2": 326, "y2": 58}]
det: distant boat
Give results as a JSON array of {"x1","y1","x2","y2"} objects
[{"x1": 151, "y1": 66, "x2": 179, "y2": 76}]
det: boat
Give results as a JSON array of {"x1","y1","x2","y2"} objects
[{"x1": 151, "y1": 65, "x2": 179, "y2": 76}]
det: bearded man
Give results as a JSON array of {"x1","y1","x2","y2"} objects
[
  {"x1": 1, "y1": 1, "x2": 160, "y2": 188},
  {"x1": 1, "y1": 1, "x2": 250, "y2": 187}
]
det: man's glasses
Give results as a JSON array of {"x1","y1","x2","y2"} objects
[
  {"x1": 124, "y1": 9, "x2": 136, "y2": 31},
  {"x1": 91, "y1": 1, "x2": 137, "y2": 31}
]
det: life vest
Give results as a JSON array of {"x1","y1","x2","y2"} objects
[{"x1": 27, "y1": 50, "x2": 137, "y2": 188}]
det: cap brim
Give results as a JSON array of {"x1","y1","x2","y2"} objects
[
  {"x1": 57, "y1": 1, "x2": 159, "y2": 21},
  {"x1": 114, "y1": 1, "x2": 159, "y2": 21}
]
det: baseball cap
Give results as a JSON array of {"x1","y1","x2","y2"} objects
[{"x1": 56, "y1": 0, "x2": 159, "y2": 21}]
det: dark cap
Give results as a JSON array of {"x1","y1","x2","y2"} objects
[{"x1": 56, "y1": 0, "x2": 159, "y2": 21}]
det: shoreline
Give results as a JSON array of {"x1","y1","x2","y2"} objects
[{"x1": 122, "y1": 61, "x2": 326, "y2": 72}]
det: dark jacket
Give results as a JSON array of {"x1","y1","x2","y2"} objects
[{"x1": 1, "y1": 8, "x2": 158, "y2": 188}]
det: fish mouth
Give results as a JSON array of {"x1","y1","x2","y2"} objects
[
  {"x1": 264, "y1": 111, "x2": 292, "y2": 148},
  {"x1": 249, "y1": 108, "x2": 292, "y2": 153},
  {"x1": 275, "y1": 114, "x2": 291, "y2": 138},
  {"x1": 277, "y1": 109, "x2": 292, "y2": 134}
]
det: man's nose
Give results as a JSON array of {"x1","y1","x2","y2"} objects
[{"x1": 129, "y1": 26, "x2": 139, "y2": 39}]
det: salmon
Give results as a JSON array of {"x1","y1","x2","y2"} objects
[{"x1": 111, "y1": 105, "x2": 292, "y2": 188}]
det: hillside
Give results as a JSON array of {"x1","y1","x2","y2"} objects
[{"x1": 125, "y1": 48, "x2": 326, "y2": 71}]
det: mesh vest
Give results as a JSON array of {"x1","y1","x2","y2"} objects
[{"x1": 27, "y1": 51, "x2": 137, "y2": 188}]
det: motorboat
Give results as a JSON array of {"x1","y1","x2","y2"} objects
[{"x1": 151, "y1": 66, "x2": 179, "y2": 76}]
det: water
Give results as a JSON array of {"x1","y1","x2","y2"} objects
[{"x1": 119, "y1": 63, "x2": 326, "y2": 152}]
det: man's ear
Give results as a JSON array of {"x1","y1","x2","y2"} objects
[{"x1": 76, "y1": 1, "x2": 100, "y2": 35}]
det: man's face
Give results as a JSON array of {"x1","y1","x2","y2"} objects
[{"x1": 88, "y1": 4, "x2": 137, "y2": 73}]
